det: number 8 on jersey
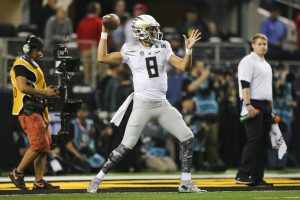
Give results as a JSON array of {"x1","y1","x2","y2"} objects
[{"x1": 146, "y1": 57, "x2": 159, "y2": 78}]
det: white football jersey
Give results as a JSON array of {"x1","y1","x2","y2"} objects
[{"x1": 120, "y1": 40, "x2": 174, "y2": 101}]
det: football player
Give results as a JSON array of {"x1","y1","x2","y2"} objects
[{"x1": 87, "y1": 15, "x2": 204, "y2": 193}]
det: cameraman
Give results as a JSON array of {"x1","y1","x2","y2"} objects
[
  {"x1": 9, "y1": 35, "x2": 60, "y2": 190},
  {"x1": 63, "y1": 104, "x2": 105, "y2": 173}
]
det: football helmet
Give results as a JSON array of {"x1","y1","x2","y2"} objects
[{"x1": 132, "y1": 15, "x2": 163, "y2": 43}]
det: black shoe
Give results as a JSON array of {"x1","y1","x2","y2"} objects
[
  {"x1": 248, "y1": 180, "x2": 273, "y2": 187},
  {"x1": 32, "y1": 179, "x2": 60, "y2": 190},
  {"x1": 235, "y1": 175, "x2": 254, "y2": 185},
  {"x1": 8, "y1": 168, "x2": 28, "y2": 190}
]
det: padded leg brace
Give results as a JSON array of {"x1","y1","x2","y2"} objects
[
  {"x1": 180, "y1": 138, "x2": 194, "y2": 173},
  {"x1": 101, "y1": 144, "x2": 131, "y2": 174}
]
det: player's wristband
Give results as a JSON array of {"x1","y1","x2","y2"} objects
[
  {"x1": 101, "y1": 32, "x2": 108, "y2": 39},
  {"x1": 186, "y1": 48, "x2": 192, "y2": 56}
]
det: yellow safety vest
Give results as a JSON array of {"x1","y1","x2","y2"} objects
[{"x1": 10, "y1": 56, "x2": 50, "y2": 122}]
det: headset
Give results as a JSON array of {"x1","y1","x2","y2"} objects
[{"x1": 23, "y1": 35, "x2": 36, "y2": 54}]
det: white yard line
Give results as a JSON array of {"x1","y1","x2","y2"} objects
[
  {"x1": 254, "y1": 197, "x2": 300, "y2": 199},
  {"x1": 1, "y1": 173, "x2": 300, "y2": 183}
]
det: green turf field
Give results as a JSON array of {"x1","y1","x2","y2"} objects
[{"x1": 0, "y1": 191, "x2": 300, "y2": 200}]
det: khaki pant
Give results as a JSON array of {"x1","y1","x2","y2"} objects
[
  {"x1": 80, "y1": 50, "x2": 109, "y2": 85},
  {"x1": 80, "y1": 50, "x2": 93, "y2": 84},
  {"x1": 203, "y1": 122, "x2": 224, "y2": 166}
]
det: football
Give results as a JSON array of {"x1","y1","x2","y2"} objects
[{"x1": 102, "y1": 13, "x2": 120, "y2": 31}]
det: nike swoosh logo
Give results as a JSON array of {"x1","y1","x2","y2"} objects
[
  {"x1": 13, "y1": 174, "x2": 18, "y2": 179},
  {"x1": 35, "y1": 183, "x2": 45, "y2": 188},
  {"x1": 12, "y1": 172, "x2": 22, "y2": 180}
]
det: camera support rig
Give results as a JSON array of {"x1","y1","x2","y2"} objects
[{"x1": 54, "y1": 43, "x2": 82, "y2": 143}]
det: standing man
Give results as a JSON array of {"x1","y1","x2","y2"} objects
[
  {"x1": 235, "y1": 33, "x2": 274, "y2": 187},
  {"x1": 260, "y1": 7, "x2": 288, "y2": 60},
  {"x1": 260, "y1": 7, "x2": 287, "y2": 49},
  {"x1": 9, "y1": 35, "x2": 60, "y2": 190},
  {"x1": 76, "y1": 1, "x2": 102, "y2": 84},
  {"x1": 44, "y1": 7, "x2": 73, "y2": 49},
  {"x1": 87, "y1": 14, "x2": 204, "y2": 193}
]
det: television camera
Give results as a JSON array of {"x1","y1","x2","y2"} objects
[{"x1": 53, "y1": 43, "x2": 82, "y2": 143}]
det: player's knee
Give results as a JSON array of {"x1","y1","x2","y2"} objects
[
  {"x1": 121, "y1": 136, "x2": 138, "y2": 149},
  {"x1": 179, "y1": 131, "x2": 194, "y2": 143},
  {"x1": 188, "y1": 134, "x2": 194, "y2": 140}
]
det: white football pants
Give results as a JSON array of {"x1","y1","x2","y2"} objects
[{"x1": 121, "y1": 96, "x2": 194, "y2": 149}]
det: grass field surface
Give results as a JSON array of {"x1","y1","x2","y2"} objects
[{"x1": 0, "y1": 191, "x2": 300, "y2": 200}]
